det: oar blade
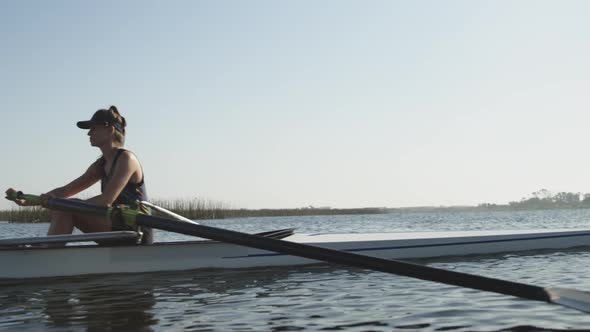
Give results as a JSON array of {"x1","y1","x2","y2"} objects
[{"x1": 546, "y1": 287, "x2": 590, "y2": 313}]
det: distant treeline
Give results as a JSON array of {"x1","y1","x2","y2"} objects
[
  {"x1": 478, "y1": 189, "x2": 590, "y2": 210},
  {"x1": 0, "y1": 198, "x2": 387, "y2": 223}
]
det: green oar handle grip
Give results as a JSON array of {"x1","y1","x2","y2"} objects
[
  {"x1": 110, "y1": 206, "x2": 141, "y2": 227},
  {"x1": 5, "y1": 191, "x2": 44, "y2": 206},
  {"x1": 5, "y1": 191, "x2": 141, "y2": 226}
]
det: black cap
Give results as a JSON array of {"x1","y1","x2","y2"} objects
[{"x1": 77, "y1": 110, "x2": 125, "y2": 133}]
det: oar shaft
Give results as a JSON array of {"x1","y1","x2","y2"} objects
[
  {"x1": 46, "y1": 198, "x2": 110, "y2": 217},
  {"x1": 136, "y1": 214, "x2": 551, "y2": 303},
  {"x1": 139, "y1": 201, "x2": 199, "y2": 225}
]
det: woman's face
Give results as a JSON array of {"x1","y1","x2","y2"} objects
[{"x1": 87, "y1": 124, "x2": 113, "y2": 147}]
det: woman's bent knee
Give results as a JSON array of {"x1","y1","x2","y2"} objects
[
  {"x1": 73, "y1": 215, "x2": 112, "y2": 233},
  {"x1": 51, "y1": 210, "x2": 72, "y2": 219}
]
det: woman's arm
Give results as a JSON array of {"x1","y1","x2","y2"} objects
[
  {"x1": 45, "y1": 161, "x2": 102, "y2": 198},
  {"x1": 6, "y1": 161, "x2": 102, "y2": 206},
  {"x1": 86, "y1": 151, "x2": 140, "y2": 207}
]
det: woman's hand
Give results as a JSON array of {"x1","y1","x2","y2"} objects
[
  {"x1": 5, "y1": 188, "x2": 17, "y2": 200},
  {"x1": 42, "y1": 189, "x2": 59, "y2": 199},
  {"x1": 40, "y1": 193, "x2": 54, "y2": 205},
  {"x1": 5, "y1": 188, "x2": 36, "y2": 206}
]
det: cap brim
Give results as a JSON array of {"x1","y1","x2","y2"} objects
[{"x1": 77, "y1": 121, "x2": 94, "y2": 129}]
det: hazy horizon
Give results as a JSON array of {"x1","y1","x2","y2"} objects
[
  {"x1": 3, "y1": 1, "x2": 590, "y2": 210},
  {"x1": 1, "y1": 188, "x2": 584, "y2": 211}
]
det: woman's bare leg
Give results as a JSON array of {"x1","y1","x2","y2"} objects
[
  {"x1": 47, "y1": 210, "x2": 112, "y2": 247},
  {"x1": 73, "y1": 215, "x2": 112, "y2": 233},
  {"x1": 47, "y1": 210, "x2": 75, "y2": 236}
]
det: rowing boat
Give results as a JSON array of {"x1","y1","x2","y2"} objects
[
  {"x1": 2, "y1": 227, "x2": 590, "y2": 280},
  {"x1": 5, "y1": 192, "x2": 590, "y2": 313}
]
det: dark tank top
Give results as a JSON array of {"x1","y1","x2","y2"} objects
[{"x1": 99, "y1": 149, "x2": 153, "y2": 244}]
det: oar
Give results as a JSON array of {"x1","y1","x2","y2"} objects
[
  {"x1": 139, "y1": 200, "x2": 200, "y2": 225},
  {"x1": 6, "y1": 192, "x2": 590, "y2": 314},
  {"x1": 138, "y1": 202, "x2": 294, "y2": 239}
]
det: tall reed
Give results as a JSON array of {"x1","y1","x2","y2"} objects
[
  {"x1": 0, "y1": 198, "x2": 386, "y2": 223},
  {"x1": 149, "y1": 198, "x2": 229, "y2": 220},
  {"x1": 0, "y1": 206, "x2": 51, "y2": 223}
]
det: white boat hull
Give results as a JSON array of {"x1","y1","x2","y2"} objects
[{"x1": 2, "y1": 228, "x2": 590, "y2": 280}]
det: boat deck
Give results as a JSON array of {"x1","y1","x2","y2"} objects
[{"x1": 2, "y1": 228, "x2": 590, "y2": 280}]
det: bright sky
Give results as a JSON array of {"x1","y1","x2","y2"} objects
[{"x1": 2, "y1": 1, "x2": 590, "y2": 210}]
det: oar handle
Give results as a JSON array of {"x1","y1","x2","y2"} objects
[
  {"x1": 4, "y1": 192, "x2": 140, "y2": 227},
  {"x1": 5, "y1": 191, "x2": 44, "y2": 206}
]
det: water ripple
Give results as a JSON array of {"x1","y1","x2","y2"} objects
[{"x1": 3, "y1": 210, "x2": 590, "y2": 331}]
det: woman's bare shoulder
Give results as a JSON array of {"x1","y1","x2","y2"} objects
[{"x1": 119, "y1": 150, "x2": 141, "y2": 166}]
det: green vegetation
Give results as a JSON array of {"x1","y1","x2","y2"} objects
[
  {"x1": 149, "y1": 200, "x2": 386, "y2": 219},
  {"x1": 149, "y1": 198, "x2": 228, "y2": 220},
  {"x1": 0, "y1": 198, "x2": 386, "y2": 223},
  {"x1": 478, "y1": 189, "x2": 590, "y2": 210},
  {"x1": 0, "y1": 206, "x2": 51, "y2": 223},
  {"x1": 2, "y1": 189, "x2": 589, "y2": 223}
]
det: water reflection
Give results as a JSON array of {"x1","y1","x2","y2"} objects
[
  {"x1": 0, "y1": 275, "x2": 158, "y2": 331},
  {"x1": 0, "y1": 266, "x2": 325, "y2": 332},
  {"x1": 3, "y1": 261, "x2": 590, "y2": 331},
  {"x1": 46, "y1": 283, "x2": 156, "y2": 331}
]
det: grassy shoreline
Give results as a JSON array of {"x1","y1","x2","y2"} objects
[
  {"x1": 0, "y1": 198, "x2": 389, "y2": 223},
  {"x1": 3, "y1": 197, "x2": 590, "y2": 223}
]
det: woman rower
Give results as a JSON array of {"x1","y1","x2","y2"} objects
[{"x1": 6, "y1": 106, "x2": 152, "y2": 245}]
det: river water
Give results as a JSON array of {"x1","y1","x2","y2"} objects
[{"x1": 2, "y1": 209, "x2": 590, "y2": 331}]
